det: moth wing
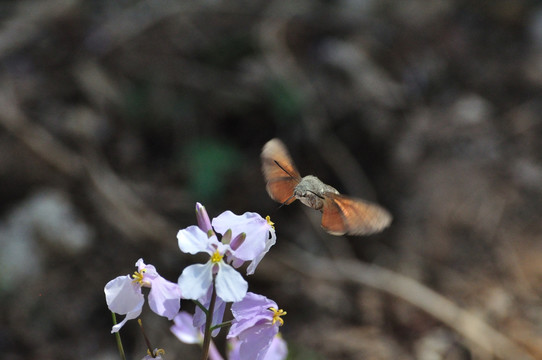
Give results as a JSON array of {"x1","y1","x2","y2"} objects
[
  {"x1": 320, "y1": 195, "x2": 348, "y2": 235},
  {"x1": 321, "y1": 193, "x2": 392, "y2": 236},
  {"x1": 261, "y1": 139, "x2": 302, "y2": 204}
]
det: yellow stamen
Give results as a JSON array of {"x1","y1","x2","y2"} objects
[
  {"x1": 147, "y1": 348, "x2": 165, "y2": 356},
  {"x1": 131, "y1": 268, "x2": 147, "y2": 285},
  {"x1": 269, "y1": 307, "x2": 286, "y2": 326},
  {"x1": 211, "y1": 249, "x2": 223, "y2": 263},
  {"x1": 266, "y1": 215, "x2": 275, "y2": 229}
]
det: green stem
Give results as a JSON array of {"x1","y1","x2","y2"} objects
[
  {"x1": 210, "y1": 320, "x2": 232, "y2": 332},
  {"x1": 111, "y1": 312, "x2": 127, "y2": 360},
  {"x1": 194, "y1": 299, "x2": 209, "y2": 316},
  {"x1": 200, "y1": 278, "x2": 217, "y2": 360}
]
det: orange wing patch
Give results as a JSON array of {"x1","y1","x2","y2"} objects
[
  {"x1": 322, "y1": 193, "x2": 392, "y2": 235},
  {"x1": 321, "y1": 198, "x2": 348, "y2": 235},
  {"x1": 261, "y1": 139, "x2": 301, "y2": 204},
  {"x1": 265, "y1": 177, "x2": 298, "y2": 204}
]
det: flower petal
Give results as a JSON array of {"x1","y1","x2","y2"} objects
[
  {"x1": 237, "y1": 323, "x2": 278, "y2": 360},
  {"x1": 228, "y1": 293, "x2": 279, "y2": 338},
  {"x1": 177, "y1": 226, "x2": 215, "y2": 255},
  {"x1": 111, "y1": 305, "x2": 143, "y2": 333},
  {"x1": 231, "y1": 292, "x2": 277, "y2": 321},
  {"x1": 196, "y1": 202, "x2": 213, "y2": 234},
  {"x1": 215, "y1": 263, "x2": 248, "y2": 302},
  {"x1": 136, "y1": 258, "x2": 158, "y2": 281},
  {"x1": 178, "y1": 262, "x2": 213, "y2": 300},
  {"x1": 213, "y1": 211, "x2": 270, "y2": 261},
  {"x1": 228, "y1": 338, "x2": 241, "y2": 360},
  {"x1": 171, "y1": 311, "x2": 202, "y2": 344},
  {"x1": 148, "y1": 276, "x2": 182, "y2": 319},
  {"x1": 263, "y1": 334, "x2": 288, "y2": 360},
  {"x1": 105, "y1": 275, "x2": 145, "y2": 315},
  {"x1": 194, "y1": 287, "x2": 227, "y2": 337},
  {"x1": 246, "y1": 229, "x2": 276, "y2": 275}
]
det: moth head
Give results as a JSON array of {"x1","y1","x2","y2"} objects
[{"x1": 294, "y1": 186, "x2": 325, "y2": 210}]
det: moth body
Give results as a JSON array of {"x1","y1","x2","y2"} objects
[{"x1": 294, "y1": 175, "x2": 339, "y2": 210}]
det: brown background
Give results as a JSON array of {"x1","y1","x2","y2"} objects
[{"x1": 1, "y1": 0, "x2": 542, "y2": 359}]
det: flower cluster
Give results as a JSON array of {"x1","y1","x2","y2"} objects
[{"x1": 105, "y1": 203, "x2": 286, "y2": 360}]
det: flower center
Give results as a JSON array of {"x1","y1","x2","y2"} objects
[
  {"x1": 211, "y1": 249, "x2": 223, "y2": 263},
  {"x1": 266, "y1": 215, "x2": 275, "y2": 229},
  {"x1": 269, "y1": 307, "x2": 286, "y2": 326},
  {"x1": 131, "y1": 269, "x2": 147, "y2": 285}
]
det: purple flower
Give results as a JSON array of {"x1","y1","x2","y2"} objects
[
  {"x1": 177, "y1": 203, "x2": 276, "y2": 302},
  {"x1": 105, "y1": 258, "x2": 182, "y2": 333},
  {"x1": 195, "y1": 202, "x2": 276, "y2": 274},
  {"x1": 229, "y1": 334, "x2": 287, "y2": 360},
  {"x1": 227, "y1": 293, "x2": 287, "y2": 360},
  {"x1": 171, "y1": 311, "x2": 202, "y2": 344},
  {"x1": 263, "y1": 334, "x2": 288, "y2": 360},
  {"x1": 171, "y1": 312, "x2": 224, "y2": 360}
]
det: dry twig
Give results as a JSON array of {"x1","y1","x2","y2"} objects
[{"x1": 279, "y1": 245, "x2": 537, "y2": 360}]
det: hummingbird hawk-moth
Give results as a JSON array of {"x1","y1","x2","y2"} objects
[{"x1": 261, "y1": 138, "x2": 391, "y2": 236}]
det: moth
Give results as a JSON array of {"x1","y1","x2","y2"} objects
[{"x1": 261, "y1": 138, "x2": 391, "y2": 236}]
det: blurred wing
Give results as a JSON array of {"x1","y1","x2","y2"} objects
[
  {"x1": 321, "y1": 193, "x2": 392, "y2": 236},
  {"x1": 261, "y1": 139, "x2": 302, "y2": 204}
]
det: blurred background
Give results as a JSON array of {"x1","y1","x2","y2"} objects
[{"x1": 2, "y1": 0, "x2": 542, "y2": 359}]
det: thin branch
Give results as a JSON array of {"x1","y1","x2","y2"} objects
[
  {"x1": 0, "y1": 0, "x2": 80, "y2": 59},
  {"x1": 279, "y1": 245, "x2": 537, "y2": 360},
  {"x1": 0, "y1": 83, "x2": 177, "y2": 245}
]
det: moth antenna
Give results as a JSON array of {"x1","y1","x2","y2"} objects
[
  {"x1": 274, "y1": 160, "x2": 296, "y2": 179},
  {"x1": 279, "y1": 194, "x2": 296, "y2": 208}
]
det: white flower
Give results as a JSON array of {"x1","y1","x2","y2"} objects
[
  {"x1": 105, "y1": 258, "x2": 182, "y2": 333},
  {"x1": 178, "y1": 226, "x2": 248, "y2": 302}
]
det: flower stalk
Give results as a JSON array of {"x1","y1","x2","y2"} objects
[
  {"x1": 200, "y1": 276, "x2": 218, "y2": 360},
  {"x1": 111, "y1": 312, "x2": 127, "y2": 360}
]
